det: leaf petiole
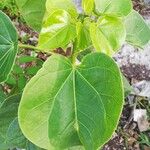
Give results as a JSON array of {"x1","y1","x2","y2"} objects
[{"x1": 18, "y1": 43, "x2": 56, "y2": 55}]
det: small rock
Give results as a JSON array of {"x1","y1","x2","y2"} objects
[{"x1": 134, "y1": 109, "x2": 149, "y2": 132}]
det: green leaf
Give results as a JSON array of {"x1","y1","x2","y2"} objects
[
  {"x1": 0, "y1": 11, "x2": 18, "y2": 83},
  {"x1": 77, "y1": 48, "x2": 93, "y2": 62},
  {"x1": 38, "y1": 9, "x2": 76, "y2": 51},
  {"x1": 5, "y1": 74, "x2": 16, "y2": 85},
  {"x1": 26, "y1": 66, "x2": 41, "y2": 75},
  {"x1": 18, "y1": 56, "x2": 37, "y2": 64},
  {"x1": 46, "y1": 0, "x2": 77, "y2": 18},
  {"x1": 0, "y1": 94, "x2": 34, "y2": 149},
  {"x1": 26, "y1": 141, "x2": 45, "y2": 150},
  {"x1": 6, "y1": 118, "x2": 26, "y2": 149},
  {"x1": 0, "y1": 134, "x2": 6, "y2": 148},
  {"x1": 0, "y1": 94, "x2": 45, "y2": 149},
  {"x1": 75, "y1": 19, "x2": 92, "y2": 52},
  {"x1": 82, "y1": 0, "x2": 94, "y2": 14},
  {"x1": 13, "y1": 65, "x2": 23, "y2": 74},
  {"x1": 0, "y1": 94, "x2": 21, "y2": 138},
  {"x1": 0, "y1": 86, "x2": 6, "y2": 105},
  {"x1": 19, "y1": 53, "x2": 123, "y2": 150},
  {"x1": 94, "y1": 0, "x2": 132, "y2": 16},
  {"x1": 0, "y1": 137, "x2": 9, "y2": 150},
  {"x1": 125, "y1": 10, "x2": 150, "y2": 48},
  {"x1": 122, "y1": 75, "x2": 132, "y2": 97},
  {"x1": 16, "y1": 0, "x2": 46, "y2": 32},
  {"x1": 18, "y1": 75, "x2": 27, "y2": 91},
  {"x1": 90, "y1": 16, "x2": 126, "y2": 55}
]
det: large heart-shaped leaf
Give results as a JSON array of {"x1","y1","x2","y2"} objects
[
  {"x1": 0, "y1": 11, "x2": 18, "y2": 83},
  {"x1": 16, "y1": 0, "x2": 46, "y2": 32},
  {"x1": 38, "y1": 9, "x2": 76, "y2": 51},
  {"x1": 19, "y1": 53, "x2": 123, "y2": 150},
  {"x1": 125, "y1": 10, "x2": 150, "y2": 48},
  {"x1": 46, "y1": 0, "x2": 77, "y2": 18},
  {"x1": 94, "y1": 0, "x2": 132, "y2": 16},
  {"x1": 90, "y1": 16, "x2": 126, "y2": 55}
]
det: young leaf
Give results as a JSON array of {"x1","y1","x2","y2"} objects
[
  {"x1": 82, "y1": 0, "x2": 94, "y2": 14},
  {"x1": 46, "y1": 0, "x2": 77, "y2": 18},
  {"x1": 19, "y1": 53, "x2": 123, "y2": 150},
  {"x1": 94, "y1": 0, "x2": 132, "y2": 16},
  {"x1": 75, "y1": 19, "x2": 92, "y2": 52},
  {"x1": 0, "y1": 11, "x2": 18, "y2": 83},
  {"x1": 125, "y1": 10, "x2": 150, "y2": 48},
  {"x1": 122, "y1": 75, "x2": 132, "y2": 97},
  {"x1": 16, "y1": 0, "x2": 46, "y2": 32},
  {"x1": 38, "y1": 9, "x2": 76, "y2": 51},
  {"x1": 90, "y1": 16, "x2": 126, "y2": 55}
]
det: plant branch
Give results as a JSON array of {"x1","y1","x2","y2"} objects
[{"x1": 18, "y1": 43, "x2": 56, "y2": 55}]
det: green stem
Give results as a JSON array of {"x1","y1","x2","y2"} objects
[
  {"x1": 18, "y1": 43, "x2": 55, "y2": 55},
  {"x1": 70, "y1": 42, "x2": 78, "y2": 65},
  {"x1": 71, "y1": 52, "x2": 80, "y2": 67}
]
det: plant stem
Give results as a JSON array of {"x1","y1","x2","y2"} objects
[
  {"x1": 18, "y1": 43, "x2": 55, "y2": 55},
  {"x1": 19, "y1": 44, "x2": 42, "y2": 51}
]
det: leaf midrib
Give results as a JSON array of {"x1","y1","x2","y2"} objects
[
  {"x1": 76, "y1": 70, "x2": 106, "y2": 116},
  {"x1": 48, "y1": 69, "x2": 73, "y2": 121}
]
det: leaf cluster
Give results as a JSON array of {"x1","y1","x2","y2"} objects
[{"x1": 0, "y1": 0, "x2": 150, "y2": 150}]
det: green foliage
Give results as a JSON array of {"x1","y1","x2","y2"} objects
[
  {"x1": 15, "y1": 0, "x2": 150, "y2": 52},
  {"x1": 19, "y1": 53, "x2": 123, "y2": 150},
  {"x1": 0, "y1": 0, "x2": 150, "y2": 150},
  {"x1": 0, "y1": 94, "x2": 22, "y2": 149},
  {"x1": 5, "y1": 55, "x2": 43, "y2": 94},
  {"x1": 122, "y1": 75, "x2": 132, "y2": 97},
  {"x1": 94, "y1": 0, "x2": 132, "y2": 16},
  {"x1": 82, "y1": 0, "x2": 94, "y2": 14},
  {"x1": 38, "y1": 9, "x2": 76, "y2": 50},
  {"x1": 46, "y1": 0, "x2": 78, "y2": 18},
  {"x1": 125, "y1": 10, "x2": 150, "y2": 48},
  {"x1": 15, "y1": 0, "x2": 46, "y2": 32},
  {"x1": 75, "y1": 19, "x2": 92, "y2": 52},
  {"x1": 0, "y1": 86, "x2": 6, "y2": 105},
  {"x1": 0, "y1": 93, "x2": 44, "y2": 149},
  {"x1": 90, "y1": 16, "x2": 126, "y2": 55},
  {"x1": 0, "y1": 11, "x2": 18, "y2": 83},
  {"x1": 0, "y1": 0, "x2": 18, "y2": 16},
  {"x1": 139, "y1": 133, "x2": 150, "y2": 147},
  {"x1": 6, "y1": 118, "x2": 27, "y2": 148}
]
